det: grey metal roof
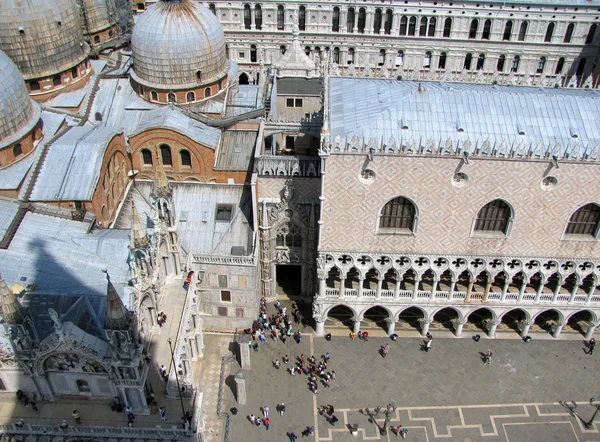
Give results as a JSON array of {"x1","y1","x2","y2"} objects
[
  {"x1": 224, "y1": 84, "x2": 265, "y2": 118},
  {"x1": 114, "y1": 181, "x2": 254, "y2": 255},
  {"x1": 0, "y1": 50, "x2": 41, "y2": 149},
  {"x1": 215, "y1": 131, "x2": 257, "y2": 171},
  {"x1": 0, "y1": 212, "x2": 131, "y2": 342},
  {"x1": 130, "y1": 106, "x2": 221, "y2": 149},
  {"x1": 0, "y1": 200, "x2": 19, "y2": 241},
  {"x1": 328, "y1": 78, "x2": 600, "y2": 158},
  {"x1": 277, "y1": 78, "x2": 322, "y2": 96},
  {"x1": 131, "y1": 0, "x2": 228, "y2": 89},
  {"x1": 30, "y1": 126, "x2": 124, "y2": 201},
  {"x1": 44, "y1": 88, "x2": 88, "y2": 109},
  {"x1": 0, "y1": 0, "x2": 88, "y2": 79}
]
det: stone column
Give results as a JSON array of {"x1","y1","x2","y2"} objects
[
  {"x1": 454, "y1": 320, "x2": 465, "y2": 337},
  {"x1": 376, "y1": 278, "x2": 383, "y2": 300},
  {"x1": 585, "y1": 283, "x2": 596, "y2": 304},
  {"x1": 500, "y1": 280, "x2": 510, "y2": 301},
  {"x1": 358, "y1": 278, "x2": 364, "y2": 298},
  {"x1": 534, "y1": 282, "x2": 544, "y2": 303},
  {"x1": 366, "y1": 9, "x2": 374, "y2": 34},
  {"x1": 387, "y1": 318, "x2": 396, "y2": 336},
  {"x1": 448, "y1": 279, "x2": 456, "y2": 302},
  {"x1": 517, "y1": 280, "x2": 527, "y2": 303},
  {"x1": 483, "y1": 280, "x2": 492, "y2": 302},
  {"x1": 251, "y1": 10, "x2": 255, "y2": 30},
  {"x1": 318, "y1": 277, "x2": 326, "y2": 299},
  {"x1": 421, "y1": 318, "x2": 431, "y2": 337},
  {"x1": 411, "y1": 277, "x2": 420, "y2": 300},
  {"x1": 466, "y1": 278, "x2": 474, "y2": 301},
  {"x1": 339, "y1": 278, "x2": 346, "y2": 299},
  {"x1": 520, "y1": 321, "x2": 531, "y2": 338},
  {"x1": 487, "y1": 320, "x2": 498, "y2": 338},
  {"x1": 394, "y1": 281, "x2": 401, "y2": 300},
  {"x1": 551, "y1": 283, "x2": 561, "y2": 303},
  {"x1": 353, "y1": 317, "x2": 361, "y2": 334},
  {"x1": 391, "y1": 13, "x2": 400, "y2": 35},
  {"x1": 234, "y1": 371, "x2": 247, "y2": 405},
  {"x1": 568, "y1": 283, "x2": 579, "y2": 305},
  {"x1": 585, "y1": 321, "x2": 597, "y2": 340},
  {"x1": 236, "y1": 335, "x2": 251, "y2": 370},
  {"x1": 553, "y1": 322, "x2": 564, "y2": 338},
  {"x1": 315, "y1": 319, "x2": 325, "y2": 336},
  {"x1": 429, "y1": 277, "x2": 438, "y2": 301}
]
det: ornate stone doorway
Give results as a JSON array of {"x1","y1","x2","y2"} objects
[{"x1": 276, "y1": 264, "x2": 302, "y2": 299}]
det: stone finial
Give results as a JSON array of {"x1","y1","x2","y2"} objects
[
  {"x1": 103, "y1": 272, "x2": 130, "y2": 330},
  {"x1": 0, "y1": 276, "x2": 25, "y2": 324},
  {"x1": 130, "y1": 203, "x2": 149, "y2": 248}
]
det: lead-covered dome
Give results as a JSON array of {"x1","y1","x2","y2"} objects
[
  {"x1": 0, "y1": 0, "x2": 88, "y2": 80},
  {"x1": 77, "y1": 0, "x2": 119, "y2": 36},
  {"x1": 0, "y1": 50, "x2": 40, "y2": 149},
  {"x1": 131, "y1": 0, "x2": 229, "y2": 90}
]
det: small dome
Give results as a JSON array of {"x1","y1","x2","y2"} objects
[
  {"x1": 76, "y1": 0, "x2": 119, "y2": 35},
  {"x1": 131, "y1": 0, "x2": 229, "y2": 90},
  {"x1": 0, "y1": 0, "x2": 88, "y2": 80},
  {"x1": 0, "y1": 50, "x2": 40, "y2": 149}
]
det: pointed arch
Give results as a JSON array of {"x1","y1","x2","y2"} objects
[
  {"x1": 564, "y1": 203, "x2": 600, "y2": 238},
  {"x1": 378, "y1": 196, "x2": 418, "y2": 233},
  {"x1": 473, "y1": 199, "x2": 513, "y2": 235}
]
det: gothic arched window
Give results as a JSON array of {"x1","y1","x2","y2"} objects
[
  {"x1": 565, "y1": 203, "x2": 600, "y2": 237},
  {"x1": 379, "y1": 196, "x2": 417, "y2": 233},
  {"x1": 474, "y1": 199, "x2": 513, "y2": 234}
]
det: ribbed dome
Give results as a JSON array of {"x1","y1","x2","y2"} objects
[
  {"x1": 0, "y1": 0, "x2": 88, "y2": 79},
  {"x1": 131, "y1": 0, "x2": 228, "y2": 89},
  {"x1": 77, "y1": 0, "x2": 118, "y2": 35},
  {"x1": 0, "y1": 50, "x2": 40, "y2": 149}
]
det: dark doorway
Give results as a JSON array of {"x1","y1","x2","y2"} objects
[
  {"x1": 239, "y1": 73, "x2": 250, "y2": 85},
  {"x1": 276, "y1": 264, "x2": 302, "y2": 299}
]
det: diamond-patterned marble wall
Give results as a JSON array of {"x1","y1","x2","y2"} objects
[{"x1": 321, "y1": 154, "x2": 600, "y2": 258}]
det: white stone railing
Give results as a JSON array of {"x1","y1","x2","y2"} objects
[
  {"x1": 191, "y1": 254, "x2": 255, "y2": 267},
  {"x1": 0, "y1": 423, "x2": 193, "y2": 440},
  {"x1": 255, "y1": 155, "x2": 321, "y2": 177},
  {"x1": 362, "y1": 289, "x2": 376, "y2": 297}
]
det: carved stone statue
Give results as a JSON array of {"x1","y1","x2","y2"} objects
[{"x1": 48, "y1": 308, "x2": 64, "y2": 341}]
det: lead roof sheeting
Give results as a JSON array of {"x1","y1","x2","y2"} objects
[
  {"x1": 215, "y1": 131, "x2": 257, "y2": 171},
  {"x1": 45, "y1": 87, "x2": 87, "y2": 108},
  {"x1": 114, "y1": 181, "x2": 253, "y2": 255},
  {"x1": 225, "y1": 85, "x2": 265, "y2": 118},
  {"x1": 329, "y1": 78, "x2": 600, "y2": 154},
  {"x1": 277, "y1": 78, "x2": 322, "y2": 96},
  {"x1": 131, "y1": 106, "x2": 221, "y2": 149},
  {"x1": 30, "y1": 126, "x2": 124, "y2": 201},
  {"x1": 0, "y1": 200, "x2": 19, "y2": 240}
]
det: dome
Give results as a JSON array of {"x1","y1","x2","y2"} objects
[
  {"x1": 77, "y1": 0, "x2": 119, "y2": 35},
  {"x1": 0, "y1": 50, "x2": 40, "y2": 149},
  {"x1": 131, "y1": 0, "x2": 229, "y2": 90},
  {"x1": 0, "y1": 0, "x2": 88, "y2": 80}
]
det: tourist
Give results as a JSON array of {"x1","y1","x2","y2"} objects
[
  {"x1": 72, "y1": 409, "x2": 81, "y2": 425},
  {"x1": 485, "y1": 349, "x2": 493, "y2": 365},
  {"x1": 589, "y1": 337, "x2": 596, "y2": 355},
  {"x1": 277, "y1": 403, "x2": 285, "y2": 415},
  {"x1": 382, "y1": 343, "x2": 389, "y2": 358},
  {"x1": 160, "y1": 407, "x2": 167, "y2": 421},
  {"x1": 362, "y1": 331, "x2": 369, "y2": 341},
  {"x1": 263, "y1": 406, "x2": 269, "y2": 417},
  {"x1": 249, "y1": 414, "x2": 256, "y2": 425},
  {"x1": 264, "y1": 417, "x2": 270, "y2": 430},
  {"x1": 349, "y1": 332, "x2": 357, "y2": 340},
  {"x1": 324, "y1": 352, "x2": 330, "y2": 362},
  {"x1": 273, "y1": 359, "x2": 280, "y2": 369},
  {"x1": 425, "y1": 338, "x2": 432, "y2": 352},
  {"x1": 255, "y1": 417, "x2": 262, "y2": 427},
  {"x1": 283, "y1": 355, "x2": 289, "y2": 364}
]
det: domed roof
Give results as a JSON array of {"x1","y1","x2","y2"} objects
[
  {"x1": 0, "y1": 0, "x2": 88, "y2": 80},
  {"x1": 0, "y1": 50, "x2": 40, "y2": 149},
  {"x1": 131, "y1": 0, "x2": 229, "y2": 90},
  {"x1": 76, "y1": 0, "x2": 119, "y2": 35}
]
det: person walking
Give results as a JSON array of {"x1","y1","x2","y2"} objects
[
  {"x1": 278, "y1": 403, "x2": 286, "y2": 415},
  {"x1": 382, "y1": 343, "x2": 389, "y2": 358},
  {"x1": 589, "y1": 337, "x2": 596, "y2": 355},
  {"x1": 485, "y1": 349, "x2": 493, "y2": 365},
  {"x1": 255, "y1": 417, "x2": 262, "y2": 427},
  {"x1": 425, "y1": 338, "x2": 432, "y2": 352},
  {"x1": 400, "y1": 427, "x2": 409, "y2": 439},
  {"x1": 273, "y1": 359, "x2": 280, "y2": 369},
  {"x1": 249, "y1": 414, "x2": 256, "y2": 425},
  {"x1": 325, "y1": 352, "x2": 330, "y2": 362},
  {"x1": 264, "y1": 417, "x2": 270, "y2": 430},
  {"x1": 159, "y1": 406, "x2": 167, "y2": 421},
  {"x1": 263, "y1": 406, "x2": 269, "y2": 418},
  {"x1": 72, "y1": 409, "x2": 81, "y2": 425}
]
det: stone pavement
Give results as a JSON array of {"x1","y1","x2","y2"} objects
[{"x1": 223, "y1": 322, "x2": 600, "y2": 442}]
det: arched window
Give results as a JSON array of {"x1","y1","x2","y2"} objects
[
  {"x1": 196, "y1": 70, "x2": 201, "y2": 81},
  {"x1": 333, "y1": 47, "x2": 340, "y2": 63},
  {"x1": 304, "y1": 46, "x2": 311, "y2": 56},
  {"x1": 555, "y1": 57, "x2": 565, "y2": 74},
  {"x1": 151, "y1": 91, "x2": 158, "y2": 101},
  {"x1": 298, "y1": 5, "x2": 305, "y2": 31},
  {"x1": 427, "y1": 17, "x2": 436, "y2": 36},
  {"x1": 280, "y1": 45, "x2": 287, "y2": 55},
  {"x1": 544, "y1": 22, "x2": 555, "y2": 42},
  {"x1": 577, "y1": 58, "x2": 587, "y2": 77},
  {"x1": 482, "y1": 19, "x2": 491, "y2": 40},
  {"x1": 476, "y1": 53, "x2": 485, "y2": 70},
  {"x1": 379, "y1": 196, "x2": 417, "y2": 233},
  {"x1": 52, "y1": 75, "x2": 61, "y2": 86},
  {"x1": 564, "y1": 23, "x2": 575, "y2": 43},
  {"x1": 187, "y1": 91, "x2": 195, "y2": 103},
  {"x1": 204, "y1": 87, "x2": 211, "y2": 98},
  {"x1": 332, "y1": 7, "x2": 340, "y2": 32},
  {"x1": 209, "y1": 3, "x2": 216, "y2": 14},
  {"x1": 423, "y1": 51, "x2": 432, "y2": 68},
  {"x1": 474, "y1": 200, "x2": 512, "y2": 234},
  {"x1": 497, "y1": 55, "x2": 506, "y2": 71},
  {"x1": 347, "y1": 7, "x2": 355, "y2": 33},
  {"x1": 443, "y1": 18, "x2": 452, "y2": 37},
  {"x1": 511, "y1": 55, "x2": 520, "y2": 72},
  {"x1": 254, "y1": 4, "x2": 262, "y2": 29},
  {"x1": 250, "y1": 45, "x2": 257, "y2": 63},
  {"x1": 586, "y1": 23, "x2": 597, "y2": 44},
  {"x1": 239, "y1": 73, "x2": 249, "y2": 85},
  {"x1": 347, "y1": 48, "x2": 355, "y2": 64},
  {"x1": 160, "y1": 144, "x2": 172, "y2": 166},
  {"x1": 243, "y1": 4, "x2": 251, "y2": 29},
  {"x1": 518, "y1": 21, "x2": 528, "y2": 41},
  {"x1": 13, "y1": 144, "x2": 22, "y2": 158},
  {"x1": 503, "y1": 21, "x2": 513, "y2": 41},
  {"x1": 76, "y1": 379, "x2": 91, "y2": 393},
  {"x1": 168, "y1": 92, "x2": 176, "y2": 103},
  {"x1": 408, "y1": 16, "x2": 417, "y2": 36},
  {"x1": 142, "y1": 149, "x2": 152, "y2": 165},
  {"x1": 385, "y1": 9, "x2": 393, "y2": 35},
  {"x1": 419, "y1": 17, "x2": 427, "y2": 36},
  {"x1": 396, "y1": 50, "x2": 404, "y2": 66},
  {"x1": 358, "y1": 8, "x2": 366, "y2": 33},
  {"x1": 565, "y1": 204, "x2": 600, "y2": 237},
  {"x1": 29, "y1": 80, "x2": 40, "y2": 91},
  {"x1": 536, "y1": 56, "x2": 546, "y2": 73},
  {"x1": 464, "y1": 53, "x2": 473, "y2": 70},
  {"x1": 374, "y1": 8, "x2": 382, "y2": 34},
  {"x1": 180, "y1": 149, "x2": 192, "y2": 167},
  {"x1": 438, "y1": 52, "x2": 447, "y2": 69},
  {"x1": 378, "y1": 49, "x2": 386, "y2": 66},
  {"x1": 94, "y1": 35, "x2": 100, "y2": 44},
  {"x1": 277, "y1": 5, "x2": 284, "y2": 30},
  {"x1": 400, "y1": 16, "x2": 407, "y2": 35},
  {"x1": 72, "y1": 66, "x2": 79, "y2": 79},
  {"x1": 469, "y1": 19, "x2": 478, "y2": 39}
]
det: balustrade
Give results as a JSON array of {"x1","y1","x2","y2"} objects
[
  {"x1": 345, "y1": 288, "x2": 358, "y2": 297},
  {"x1": 470, "y1": 292, "x2": 484, "y2": 300},
  {"x1": 380, "y1": 289, "x2": 395, "y2": 298},
  {"x1": 362, "y1": 289, "x2": 376, "y2": 297}
]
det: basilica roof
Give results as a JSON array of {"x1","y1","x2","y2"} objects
[
  {"x1": 76, "y1": 0, "x2": 119, "y2": 35},
  {"x1": 0, "y1": 0, "x2": 88, "y2": 80},
  {"x1": 130, "y1": 0, "x2": 229, "y2": 90},
  {"x1": 328, "y1": 78, "x2": 600, "y2": 159},
  {"x1": 0, "y1": 50, "x2": 40, "y2": 149}
]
